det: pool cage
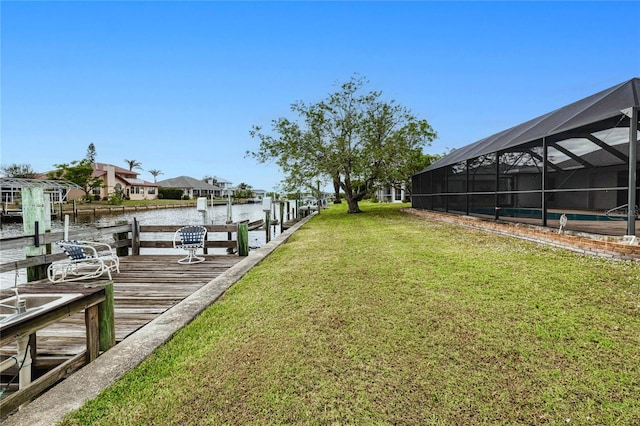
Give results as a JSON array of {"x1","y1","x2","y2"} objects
[
  {"x1": 1, "y1": 178, "x2": 82, "y2": 205},
  {"x1": 412, "y1": 78, "x2": 639, "y2": 237}
]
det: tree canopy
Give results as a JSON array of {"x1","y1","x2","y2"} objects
[
  {"x1": 48, "y1": 159, "x2": 103, "y2": 201},
  {"x1": 234, "y1": 182, "x2": 254, "y2": 199},
  {"x1": 86, "y1": 143, "x2": 97, "y2": 163},
  {"x1": 1, "y1": 163, "x2": 38, "y2": 178},
  {"x1": 148, "y1": 169, "x2": 163, "y2": 182},
  {"x1": 124, "y1": 159, "x2": 143, "y2": 171},
  {"x1": 249, "y1": 75, "x2": 437, "y2": 213}
]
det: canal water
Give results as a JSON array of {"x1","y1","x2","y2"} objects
[{"x1": 1, "y1": 202, "x2": 289, "y2": 289}]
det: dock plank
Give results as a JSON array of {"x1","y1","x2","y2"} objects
[{"x1": 1, "y1": 254, "x2": 243, "y2": 363}]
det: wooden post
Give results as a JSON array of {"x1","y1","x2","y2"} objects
[
  {"x1": 227, "y1": 228, "x2": 234, "y2": 254},
  {"x1": 85, "y1": 304, "x2": 100, "y2": 362},
  {"x1": 264, "y1": 209, "x2": 271, "y2": 243},
  {"x1": 279, "y1": 201, "x2": 284, "y2": 234},
  {"x1": 98, "y1": 282, "x2": 115, "y2": 351},
  {"x1": 238, "y1": 223, "x2": 249, "y2": 256},
  {"x1": 226, "y1": 194, "x2": 234, "y2": 253},
  {"x1": 203, "y1": 225, "x2": 208, "y2": 255},
  {"x1": 132, "y1": 217, "x2": 140, "y2": 256},
  {"x1": 23, "y1": 187, "x2": 51, "y2": 282},
  {"x1": 17, "y1": 336, "x2": 32, "y2": 391},
  {"x1": 114, "y1": 228, "x2": 129, "y2": 257}
]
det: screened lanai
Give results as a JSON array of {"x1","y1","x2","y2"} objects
[
  {"x1": 412, "y1": 78, "x2": 639, "y2": 237},
  {"x1": 0, "y1": 177, "x2": 82, "y2": 204}
]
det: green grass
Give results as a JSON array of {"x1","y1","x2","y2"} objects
[{"x1": 60, "y1": 202, "x2": 640, "y2": 425}]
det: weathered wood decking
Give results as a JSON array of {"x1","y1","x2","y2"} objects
[
  {"x1": 1, "y1": 254, "x2": 243, "y2": 367},
  {"x1": 0, "y1": 216, "x2": 293, "y2": 416}
]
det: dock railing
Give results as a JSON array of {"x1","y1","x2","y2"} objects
[{"x1": 1, "y1": 221, "x2": 249, "y2": 280}]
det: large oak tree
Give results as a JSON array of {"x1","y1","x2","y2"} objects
[{"x1": 249, "y1": 75, "x2": 437, "y2": 213}]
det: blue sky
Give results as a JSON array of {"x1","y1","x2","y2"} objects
[{"x1": 2, "y1": 1, "x2": 639, "y2": 192}]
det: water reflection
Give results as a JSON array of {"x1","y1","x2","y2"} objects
[{"x1": 1, "y1": 203, "x2": 288, "y2": 289}]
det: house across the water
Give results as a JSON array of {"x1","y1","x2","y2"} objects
[
  {"x1": 157, "y1": 176, "x2": 222, "y2": 199},
  {"x1": 91, "y1": 163, "x2": 158, "y2": 201}
]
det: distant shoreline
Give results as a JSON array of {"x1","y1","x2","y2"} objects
[{"x1": 2, "y1": 199, "x2": 261, "y2": 223}]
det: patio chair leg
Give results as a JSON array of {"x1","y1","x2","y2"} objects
[{"x1": 178, "y1": 248, "x2": 205, "y2": 264}]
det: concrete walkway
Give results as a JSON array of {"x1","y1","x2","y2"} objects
[{"x1": 3, "y1": 215, "x2": 313, "y2": 426}]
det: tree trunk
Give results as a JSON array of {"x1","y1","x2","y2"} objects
[
  {"x1": 333, "y1": 174, "x2": 341, "y2": 204},
  {"x1": 341, "y1": 170, "x2": 362, "y2": 213},
  {"x1": 344, "y1": 196, "x2": 361, "y2": 213}
]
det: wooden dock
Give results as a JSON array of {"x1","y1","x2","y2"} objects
[
  {"x1": 0, "y1": 208, "x2": 313, "y2": 417},
  {"x1": 0, "y1": 253, "x2": 246, "y2": 416},
  {"x1": 1, "y1": 254, "x2": 243, "y2": 362}
]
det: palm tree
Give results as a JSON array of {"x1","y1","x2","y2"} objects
[
  {"x1": 124, "y1": 159, "x2": 143, "y2": 171},
  {"x1": 148, "y1": 169, "x2": 163, "y2": 183}
]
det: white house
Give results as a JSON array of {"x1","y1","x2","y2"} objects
[
  {"x1": 208, "y1": 176, "x2": 234, "y2": 195},
  {"x1": 377, "y1": 184, "x2": 406, "y2": 203},
  {"x1": 252, "y1": 189, "x2": 267, "y2": 201}
]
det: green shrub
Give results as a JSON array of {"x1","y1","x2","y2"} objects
[
  {"x1": 158, "y1": 187, "x2": 183, "y2": 200},
  {"x1": 108, "y1": 192, "x2": 124, "y2": 205}
]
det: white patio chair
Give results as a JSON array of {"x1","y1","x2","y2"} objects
[
  {"x1": 47, "y1": 240, "x2": 120, "y2": 283},
  {"x1": 173, "y1": 225, "x2": 207, "y2": 264}
]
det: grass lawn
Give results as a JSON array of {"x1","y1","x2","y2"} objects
[{"x1": 60, "y1": 202, "x2": 640, "y2": 425}]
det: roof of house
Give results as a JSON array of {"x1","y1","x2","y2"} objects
[
  {"x1": 94, "y1": 162, "x2": 138, "y2": 176},
  {"x1": 157, "y1": 176, "x2": 221, "y2": 190},
  {"x1": 122, "y1": 177, "x2": 157, "y2": 187},
  {"x1": 422, "y1": 77, "x2": 640, "y2": 172},
  {"x1": 211, "y1": 176, "x2": 232, "y2": 184},
  {"x1": 91, "y1": 163, "x2": 157, "y2": 187}
]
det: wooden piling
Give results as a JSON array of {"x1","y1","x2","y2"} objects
[
  {"x1": 264, "y1": 209, "x2": 271, "y2": 243},
  {"x1": 114, "y1": 228, "x2": 129, "y2": 257},
  {"x1": 131, "y1": 217, "x2": 141, "y2": 255},
  {"x1": 22, "y1": 187, "x2": 51, "y2": 282},
  {"x1": 85, "y1": 305, "x2": 100, "y2": 362},
  {"x1": 279, "y1": 201, "x2": 285, "y2": 234},
  {"x1": 98, "y1": 282, "x2": 115, "y2": 352},
  {"x1": 238, "y1": 223, "x2": 248, "y2": 256}
]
